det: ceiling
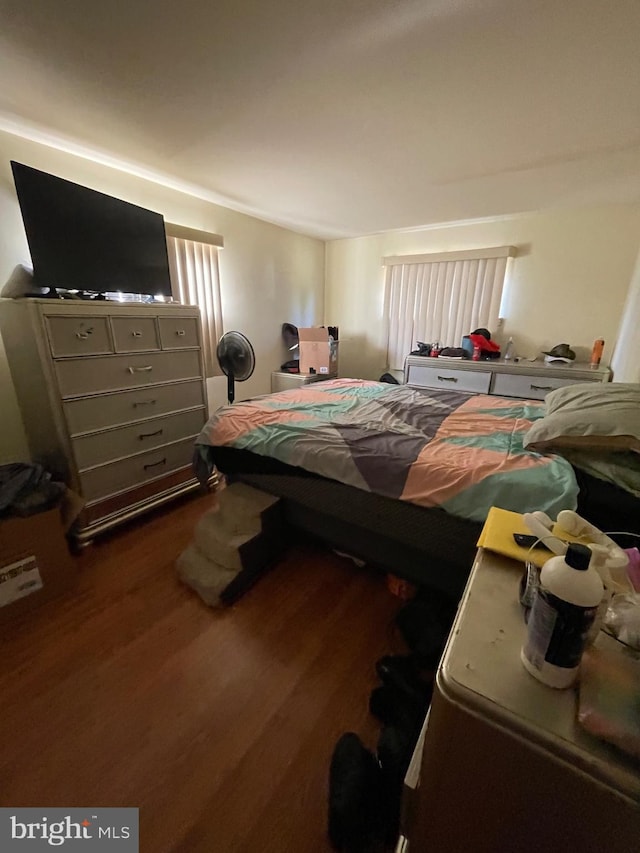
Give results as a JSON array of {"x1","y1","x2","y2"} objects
[{"x1": 1, "y1": 0, "x2": 639, "y2": 240}]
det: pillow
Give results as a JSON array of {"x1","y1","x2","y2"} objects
[{"x1": 523, "y1": 382, "x2": 640, "y2": 453}]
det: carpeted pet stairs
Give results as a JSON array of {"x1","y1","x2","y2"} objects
[{"x1": 177, "y1": 482, "x2": 284, "y2": 606}]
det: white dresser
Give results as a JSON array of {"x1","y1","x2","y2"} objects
[
  {"x1": 0, "y1": 299, "x2": 208, "y2": 544},
  {"x1": 270, "y1": 370, "x2": 337, "y2": 393},
  {"x1": 404, "y1": 355, "x2": 610, "y2": 399}
]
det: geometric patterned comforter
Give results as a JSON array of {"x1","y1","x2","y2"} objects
[{"x1": 195, "y1": 378, "x2": 578, "y2": 522}]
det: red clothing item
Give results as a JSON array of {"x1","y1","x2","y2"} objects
[{"x1": 468, "y1": 333, "x2": 501, "y2": 352}]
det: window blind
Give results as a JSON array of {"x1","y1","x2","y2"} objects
[
  {"x1": 382, "y1": 246, "x2": 516, "y2": 371},
  {"x1": 166, "y1": 234, "x2": 224, "y2": 377}
]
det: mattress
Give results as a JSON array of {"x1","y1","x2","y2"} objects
[
  {"x1": 196, "y1": 379, "x2": 579, "y2": 522},
  {"x1": 204, "y1": 446, "x2": 640, "y2": 599},
  {"x1": 208, "y1": 445, "x2": 481, "y2": 598},
  {"x1": 195, "y1": 380, "x2": 640, "y2": 596}
]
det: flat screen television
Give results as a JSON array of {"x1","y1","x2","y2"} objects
[{"x1": 10, "y1": 161, "x2": 173, "y2": 298}]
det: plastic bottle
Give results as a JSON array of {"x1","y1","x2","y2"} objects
[
  {"x1": 590, "y1": 338, "x2": 604, "y2": 370},
  {"x1": 521, "y1": 543, "x2": 603, "y2": 688},
  {"x1": 503, "y1": 336, "x2": 514, "y2": 361}
]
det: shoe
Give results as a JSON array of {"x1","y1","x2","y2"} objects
[{"x1": 327, "y1": 732, "x2": 386, "y2": 852}]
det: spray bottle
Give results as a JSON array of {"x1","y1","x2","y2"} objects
[{"x1": 503, "y1": 336, "x2": 515, "y2": 361}]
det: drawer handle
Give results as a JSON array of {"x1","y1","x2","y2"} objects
[
  {"x1": 133, "y1": 399, "x2": 157, "y2": 407},
  {"x1": 176, "y1": 329, "x2": 186, "y2": 337},
  {"x1": 143, "y1": 457, "x2": 167, "y2": 470},
  {"x1": 139, "y1": 429, "x2": 163, "y2": 440},
  {"x1": 75, "y1": 329, "x2": 93, "y2": 340},
  {"x1": 128, "y1": 365, "x2": 153, "y2": 374},
  {"x1": 437, "y1": 375, "x2": 458, "y2": 383},
  {"x1": 131, "y1": 330, "x2": 143, "y2": 338},
  {"x1": 530, "y1": 384, "x2": 553, "y2": 391}
]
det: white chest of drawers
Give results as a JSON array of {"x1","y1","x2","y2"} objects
[
  {"x1": 404, "y1": 355, "x2": 611, "y2": 399},
  {"x1": 0, "y1": 299, "x2": 208, "y2": 544}
]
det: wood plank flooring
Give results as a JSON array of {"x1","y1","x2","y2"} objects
[{"x1": 0, "y1": 492, "x2": 405, "y2": 852}]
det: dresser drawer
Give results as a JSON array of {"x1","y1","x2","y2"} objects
[
  {"x1": 111, "y1": 316, "x2": 160, "y2": 352},
  {"x1": 407, "y1": 363, "x2": 491, "y2": 394},
  {"x1": 46, "y1": 315, "x2": 113, "y2": 357},
  {"x1": 158, "y1": 316, "x2": 200, "y2": 349},
  {"x1": 80, "y1": 437, "x2": 197, "y2": 503},
  {"x1": 63, "y1": 379, "x2": 206, "y2": 434},
  {"x1": 55, "y1": 350, "x2": 202, "y2": 398},
  {"x1": 491, "y1": 372, "x2": 591, "y2": 400},
  {"x1": 72, "y1": 407, "x2": 206, "y2": 469}
]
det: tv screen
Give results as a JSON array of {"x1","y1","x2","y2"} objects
[{"x1": 10, "y1": 161, "x2": 173, "y2": 298}]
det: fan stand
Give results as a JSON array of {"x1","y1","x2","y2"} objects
[
  {"x1": 227, "y1": 370, "x2": 236, "y2": 405},
  {"x1": 217, "y1": 330, "x2": 255, "y2": 405}
]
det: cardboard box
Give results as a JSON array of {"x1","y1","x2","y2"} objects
[
  {"x1": 0, "y1": 507, "x2": 76, "y2": 625},
  {"x1": 298, "y1": 326, "x2": 339, "y2": 376}
]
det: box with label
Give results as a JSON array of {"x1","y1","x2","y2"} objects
[
  {"x1": 298, "y1": 326, "x2": 339, "y2": 376},
  {"x1": 0, "y1": 507, "x2": 76, "y2": 625}
]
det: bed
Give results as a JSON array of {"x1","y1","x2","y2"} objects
[{"x1": 194, "y1": 379, "x2": 640, "y2": 599}]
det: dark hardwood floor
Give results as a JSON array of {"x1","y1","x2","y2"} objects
[{"x1": 0, "y1": 492, "x2": 405, "y2": 852}]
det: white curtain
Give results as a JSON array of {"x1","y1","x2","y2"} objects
[
  {"x1": 166, "y1": 235, "x2": 223, "y2": 377},
  {"x1": 383, "y1": 247, "x2": 515, "y2": 371}
]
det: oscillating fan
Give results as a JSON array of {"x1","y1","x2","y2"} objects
[{"x1": 216, "y1": 331, "x2": 256, "y2": 404}]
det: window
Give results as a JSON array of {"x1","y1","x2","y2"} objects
[
  {"x1": 382, "y1": 246, "x2": 516, "y2": 371},
  {"x1": 166, "y1": 224, "x2": 224, "y2": 377}
]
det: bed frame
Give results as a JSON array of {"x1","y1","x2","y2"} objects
[
  {"x1": 208, "y1": 447, "x2": 640, "y2": 603},
  {"x1": 212, "y1": 447, "x2": 483, "y2": 600}
]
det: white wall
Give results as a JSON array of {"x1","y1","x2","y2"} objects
[
  {"x1": 0, "y1": 131, "x2": 325, "y2": 463},
  {"x1": 325, "y1": 205, "x2": 640, "y2": 381}
]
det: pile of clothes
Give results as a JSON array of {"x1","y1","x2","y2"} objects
[
  {"x1": 0, "y1": 463, "x2": 66, "y2": 517},
  {"x1": 410, "y1": 327, "x2": 502, "y2": 360}
]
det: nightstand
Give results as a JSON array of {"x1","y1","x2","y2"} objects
[
  {"x1": 270, "y1": 371, "x2": 337, "y2": 393},
  {"x1": 399, "y1": 549, "x2": 640, "y2": 853}
]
